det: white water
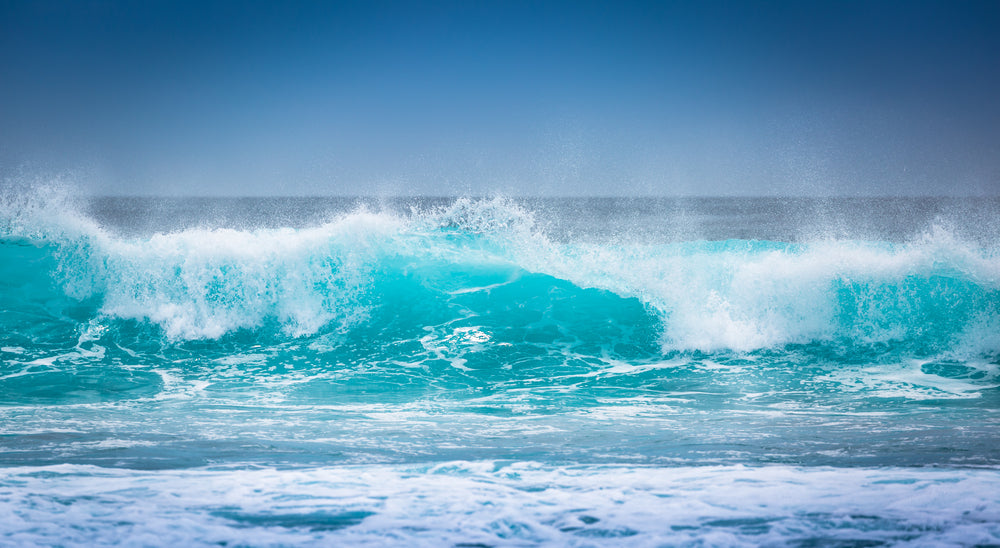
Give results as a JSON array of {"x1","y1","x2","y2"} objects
[{"x1": 2, "y1": 462, "x2": 998, "y2": 547}]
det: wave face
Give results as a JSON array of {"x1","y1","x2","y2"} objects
[{"x1": 2, "y1": 190, "x2": 1000, "y2": 545}]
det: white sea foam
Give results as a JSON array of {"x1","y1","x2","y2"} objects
[{"x1": 1, "y1": 462, "x2": 998, "y2": 547}]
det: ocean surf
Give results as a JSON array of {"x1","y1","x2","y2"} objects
[{"x1": 2, "y1": 190, "x2": 999, "y2": 545}]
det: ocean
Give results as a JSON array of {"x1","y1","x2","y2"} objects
[{"x1": 1, "y1": 190, "x2": 999, "y2": 546}]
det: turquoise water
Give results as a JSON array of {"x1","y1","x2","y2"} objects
[{"x1": 2, "y1": 191, "x2": 999, "y2": 546}]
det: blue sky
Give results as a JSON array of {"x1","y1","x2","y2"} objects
[{"x1": 2, "y1": 0, "x2": 999, "y2": 196}]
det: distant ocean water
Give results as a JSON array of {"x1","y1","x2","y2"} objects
[{"x1": 2, "y1": 190, "x2": 999, "y2": 546}]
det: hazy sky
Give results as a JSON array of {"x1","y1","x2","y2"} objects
[{"x1": 2, "y1": 0, "x2": 999, "y2": 196}]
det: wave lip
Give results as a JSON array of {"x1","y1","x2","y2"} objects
[{"x1": 93, "y1": 213, "x2": 405, "y2": 339}]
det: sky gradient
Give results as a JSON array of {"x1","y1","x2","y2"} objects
[{"x1": 2, "y1": 0, "x2": 999, "y2": 196}]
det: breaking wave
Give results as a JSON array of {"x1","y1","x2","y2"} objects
[{"x1": 3, "y1": 190, "x2": 998, "y2": 358}]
